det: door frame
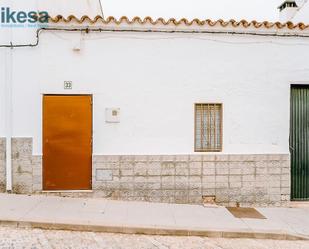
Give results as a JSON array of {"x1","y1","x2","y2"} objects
[{"x1": 42, "y1": 94, "x2": 93, "y2": 191}]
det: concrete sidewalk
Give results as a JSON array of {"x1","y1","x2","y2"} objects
[{"x1": 0, "y1": 194, "x2": 308, "y2": 240}]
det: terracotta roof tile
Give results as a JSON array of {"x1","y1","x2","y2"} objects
[{"x1": 49, "y1": 15, "x2": 309, "y2": 31}]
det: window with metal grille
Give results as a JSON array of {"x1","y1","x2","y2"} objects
[{"x1": 195, "y1": 103, "x2": 222, "y2": 152}]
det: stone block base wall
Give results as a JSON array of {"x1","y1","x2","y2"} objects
[
  {"x1": 12, "y1": 138, "x2": 42, "y2": 194},
  {"x1": 7, "y1": 138, "x2": 292, "y2": 207},
  {"x1": 93, "y1": 154, "x2": 291, "y2": 207},
  {"x1": 0, "y1": 138, "x2": 6, "y2": 192}
]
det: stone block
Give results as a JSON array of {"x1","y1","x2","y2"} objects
[
  {"x1": 242, "y1": 181, "x2": 255, "y2": 188},
  {"x1": 229, "y1": 175, "x2": 241, "y2": 183},
  {"x1": 134, "y1": 155, "x2": 148, "y2": 162},
  {"x1": 120, "y1": 169, "x2": 134, "y2": 176},
  {"x1": 175, "y1": 181, "x2": 188, "y2": 190},
  {"x1": 33, "y1": 175, "x2": 42, "y2": 185},
  {"x1": 161, "y1": 155, "x2": 175, "y2": 162},
  {"x1": 229, "y1": 182, "x2": 242, "y2": 188},
  {"x1": 175, "y1": 163, "x2": 189, "y2": 176},
  {"x1": 281, "y1": 180, "x2": 290, "y2": 188},
  {"x1": 161, "y1": 189, "x2": 175, "y2": 197},
  {"x1": 281, "y1": 168, "x2": 290, "y2": 174},
  {"x1": 148, "y1": 182, "x2": 161, "y2": 190},
  {"x1": 189, "y1": 189, "x2": 202, "y2": 197},
  {"x1": 175, "y1": 155, "x2": 189, "y2": 162},
  {"x1": 189, "y1": 182, "x2": 201, "y2": 190},
  {"x1": 148, "y1": 189, "x2": 162, "y2": 197},
  {"x1": 216, "y1": 166, "x2": 229, "y2": 175},
  {"x1": 215, "y1": 155, "x2": 229, "y2": 162},
  {"x1": 162, "y1": 176, "x2": 174, "y2": 183},
  {"x1": 216, "y1": 175, "x2": 229, "y2": 183},
  {"x1": 242, "y1": 175, "x2": 255, "y2": 182},
  {"x1": 134, "y1": 163, "x2": 148, "y2": 176},
  {"x1": 189, "y1": 162, "x2": 202, "y2": 175},
  {"x1": 32, "y1": 183, "x2": 42, "y2": 192},
  {"x1": 242, "y1": 167, "x2": 255, "y2": 175},
  {"x1": 120, "y1": 156, "x2": 135, "y2": 162},
  {"x1": 161, "y1": 162, "x2": 175, "y2": 176},
  {"x1": 189, "y1": 176, "x2": 201, "y2": 182},
  {"x1": 134, "y1": 190, "x2": 150, "y2": 198},
  {"x1": 202, "y1": 188, "x2": 216, "y2": 196},
  {"x1": 256, "y1": 167, "x2": 268, "y2": 175},
  {"x1": 269, "y1": 194, "x2": 281, "y2": 202},
  {"x1": 189, "y1": 155, "x2": 202, "y2": 162},
  {"x1": 96, "y1": 155, "x2": 120, "y2": 163},
  {"x1": 148, "y1": 196, "x2": 162, "y2": 203},
  {"x1": 147, "y1": 169, "x2": 161, "y2": 176},
  {"x1": 215, "y1": 193, "x2": 229, "y2": 203},
  {"x1": 215, "y1": 182, "x2": 229, "y2": 188},
  {"x1": 202, "y1": 182, "x2": 216, "y2": 189},
  {"x1": 134, "y1": 176, "x2": 147, "y2": 183},
  {"x1": 268, "y1": 188, "x2": 281, "y2": 194},
  {"x1": 269, "y1": 180, "x2": 281, "y2": 188},
  {"x1": 268, "y1": 167, "x2": 281, "y2": 175},
  {"x1": 162, "y1": 181, "x2": 175, "y2": 190},
  {"x1": 96, "y1": 162, "x2": 119, "y2": 170},
  {"x1": 188, "y1": 196, "x2": 202, "y2": 204},
  {"x1": 281, "y1": 195, "x2": 290, "y2": 201},
  {"x1": 175, "y1": 176, "x2": 188, "y2": 183},
  {"x1": 280, "y1": 187, "x2": 290, "y2": 195},
  {"x1": 202, "y1": 175, "x2": 215, "y2": 183},
  {"x1": 202, "y1": 155, "x2": 216, "y2": 162},
  {"x1": 120, "y1": 182, "x2": 134, "y2": 190},
  {"x1": 148, "y1": 176, "x2": 161, "y2": 183},
  {"x1": 229, "y1": 167, "x2": 242, "y2": 175},
  {"x1": 280, "y1": 174, "x2": 290, "y2": 181},
  {"x1": 148, "y1": 162, "x2": 161, "y2": 176},
  {"x1": 241, "y1": 195, "x2": 255, "y2": 203},
  {"x1": 12, "y1": 138, "x2": 32, "y2": 157},
  {"x1": 148, "y1": 155, "x2": 161, "y2": 162},
  {"x1": 203, "y1": 167, "x2": 215, "y2": 175},
  {"x1": 134, "y1": 182, "x2": 148, "y2": 190}
]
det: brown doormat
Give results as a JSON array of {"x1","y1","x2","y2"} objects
[{"x1": 227, "y1": 207, "x2": 267, "y2": 219}]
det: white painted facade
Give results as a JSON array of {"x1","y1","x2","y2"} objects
[{"x1": 1, "y1": 0, "x2": 309, "y2": 156}]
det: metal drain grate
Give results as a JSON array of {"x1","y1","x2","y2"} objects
[{"x1": 227, "y1": 207, "x2": 267, "y2": 219}]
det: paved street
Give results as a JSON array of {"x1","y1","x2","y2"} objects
[{"x1": 0, "y1": 227, "x2": 309, "y2": 249}]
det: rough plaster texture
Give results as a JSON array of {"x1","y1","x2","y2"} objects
[
  {"x1": 11, "y1": 138, "x2": 290, "y2": 207},
  {"x1": 0, "y1": 138, "x2": 5, "y2": 192}
]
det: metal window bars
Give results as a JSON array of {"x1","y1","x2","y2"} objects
[{"x1": 195, "y1": 103, "x2": 223, "y2": 152}]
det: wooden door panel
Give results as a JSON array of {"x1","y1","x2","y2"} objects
[{"x1": 43, "y1": 95, "x2": 92, "y2": 190}]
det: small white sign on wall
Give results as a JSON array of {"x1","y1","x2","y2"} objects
[{"x1": 106, "y1": 108, "x2": 120, "y2": 123}]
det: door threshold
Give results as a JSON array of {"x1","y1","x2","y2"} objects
[
  {"x1": 42, "y1": 190, "x2": 93, "y2": 193},
  {"x1": 289, "y1": 201, "x2": 309, "y2": 208}
]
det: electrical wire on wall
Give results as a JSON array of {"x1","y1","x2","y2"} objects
[{"x1": 0, "y1": 27, "x2": 309, "y2": 49}]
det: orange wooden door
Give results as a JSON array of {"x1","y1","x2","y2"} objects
[{"x1": 43, "y1": 95, "x2": 92, "y2": 190}]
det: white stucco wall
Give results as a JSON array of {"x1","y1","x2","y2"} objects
[
  {"x1": 7, "y1": 30, "x2": 309, "y2": 155},
  {"x1": 0, "y1": 50, "x2": 6, "y2": 137},
  {"x1": 293, "y1": 1, "x2": 309, "y2": 23}
]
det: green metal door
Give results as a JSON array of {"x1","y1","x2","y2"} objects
[{"x1": 291, "y1": 86, "x2": 309, "y2": 200}]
